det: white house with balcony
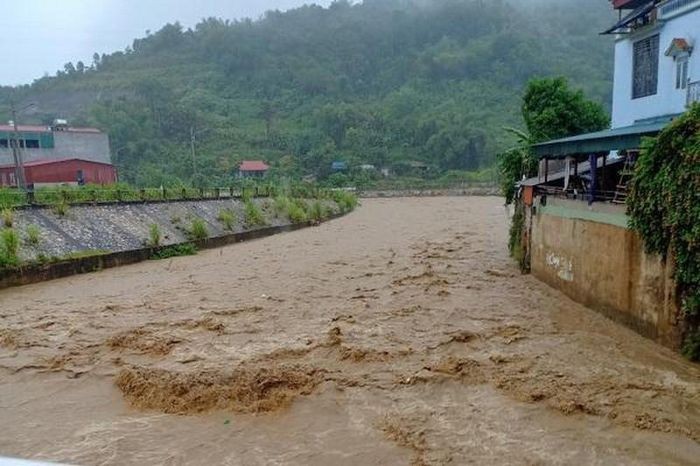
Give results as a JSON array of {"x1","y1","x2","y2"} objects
[
  {"x1": 608, "y1": 0, "x2": 700, "y2": 127},
  {"x1": 529, "y1": 0, "x2": 699, "y2": 204}
]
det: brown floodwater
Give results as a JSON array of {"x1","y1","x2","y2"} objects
[{"x1": 0, "y1": 197, "x2": 698, "y2": 465}]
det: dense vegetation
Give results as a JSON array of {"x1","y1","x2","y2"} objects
[
  {"x1": 627, "y1": 104, "x2": 700, "y2": 360},
  {"x1": 498, "y1": 77, "x2": 610, "y2": 204},
  {"x1": 501, "y1": 77, "x2": 609, "y2": 272},
  {"x1": 0, "y1": 0, "x2": 613, "y2": 186}
]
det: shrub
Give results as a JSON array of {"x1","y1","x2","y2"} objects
[
  {"x1": 333, "y1": 190, "x2": 359, "y2": 213},
  {"x1": 287, "y1": 201, "x2": 308, "y2": 223},
  {"x1": 627, "y1": 103, "x2": 700, "y2": 360},
  {"x1": 53, "y1": 199, "x2": 69, "y2": 217},
  {"x1": 26, "y1": 225, "x2": 41, "y2": 246},
  {"x1": 188, "y1": 218, "x2": 209, "y2": 241},
  {"x1": 1, "y1": 208, "x2": 13, "y2": 228},
  {"x1": 150, "y1": 243, "x2": 197, "y2": 260},
  {"x1": 148, "y1": 224, "x2": 162, "y2": 247},
  {"x1": 508, "y1": 201, "x2": 528, "y2": 272},
  {"x1": 217, "y1": 209, "x2": 236, "y2": 231},
  {"x1": 0, "y1": 228, "x2": 20, "y2": 267},
  {"x1": 273, "y1": 196, "x2": 291, "y2": 219},
  {"x1": 244, "y1": 200, "x2": 267, "y2": 227},
  {"x1": 308, "y1": 200, "x2": 327, "y2": 222}
]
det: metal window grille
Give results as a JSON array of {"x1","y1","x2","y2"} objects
[{"x1": 632, "y1": 34, "x2": 659, "y2": 99}]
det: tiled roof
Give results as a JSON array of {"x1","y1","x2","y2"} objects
[{"x1": 239, "y1": 160, "x2": 270, "y2": 171}]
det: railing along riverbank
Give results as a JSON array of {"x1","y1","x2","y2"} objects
[{"x1": 0, "y1": 184, "x2": 326, "y2": 208}]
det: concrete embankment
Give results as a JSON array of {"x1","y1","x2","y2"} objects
[
  {"x1": 0, "y1": 197, "x2": 343, "y2": 289},
  {"x1": 527, "y1": 197, "x2": 682, "y2": 350}
]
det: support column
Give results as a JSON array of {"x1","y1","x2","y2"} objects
[{"x1": 588, "y1": 154, "x2": 597, "y2": 205}]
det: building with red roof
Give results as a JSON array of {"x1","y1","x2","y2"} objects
[
  {"x1": 238, "y1": 160, "x2": 270, "y2": 178},
  {"x1": 0, "y1": 158, "x2": 117, "y2": 188},
  {"x1": 0, "y1": 120, "x2": 112, "y2": 169}
]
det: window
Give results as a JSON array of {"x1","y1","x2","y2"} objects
[
  {"x1": 633, "y1": 34, "x2": 660, "y2": 99},
  {"x1": 0, "y1": 139, "x2": 8, "y2": 148},
  {"x1": 676, "y1": 57, "x2": 689, "y2": 89},
  {"x1": 24, "y1": 139, "x2": 40, "y2": 149}
]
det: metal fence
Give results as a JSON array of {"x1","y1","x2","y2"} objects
[{"x1": 0, "y1": 184, "x2": 324, "y2": 208}]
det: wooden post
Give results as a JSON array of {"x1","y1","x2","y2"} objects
[
  {"x1": 602, "y1": 153, "x2": 607, "y2": 198},
  {"x1": 544, "y1": 158, "x2": 549, "y2": 183},
  {"x1": 588, "y1": 154, "x2": 597, "y2": 205}
]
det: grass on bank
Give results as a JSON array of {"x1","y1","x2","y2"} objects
[
  {"x1": 150, "y1": 243, "x2": 198, "y2": 260},
  {"x1": 188, "y1": 218, "x2": 209, "y2": 241},
  {"x1": 217, "y1": 209, "x2": 236, "y2": 231},
  {"x1": 148, "y1": 224, "x2": 162, "y2": 247},
  {"x1": 244, "y1": 200, "x2": 267, "y2": 227}
]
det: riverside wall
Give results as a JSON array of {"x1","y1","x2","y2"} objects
[{"x1": 529, "y1": 198, "x2": 682, "y2": 349}]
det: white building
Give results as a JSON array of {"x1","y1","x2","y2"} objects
[
  {"x1": 609, "y1": 0, "x2": 700, "y2": 127},
  {"x1": 530, "y1": 0, "x2": 699, "y2": 203}
]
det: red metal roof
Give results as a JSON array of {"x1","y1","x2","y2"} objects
[
  {"x1": 611, "y1": 0, "x2": 652, "y2": 9},
  {"x1": 239, "y1": 160, "x2": 270, "y2": 171},
  {"x1": 0, "y1": 125, "x2": 103, "y2": 134},
  {"x1": 0, "y1": 124, "x2": 51, "y2": 133},
  {"x1": 0, "y1": 158, "x2": 115, "y2": 169}
]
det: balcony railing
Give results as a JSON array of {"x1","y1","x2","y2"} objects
[
  {"x1": 658, "y1": 0, "x2": 700, "y2": 19},
  {"x1": 688, "y1": 81, "x2": 700, "y2": 107}
]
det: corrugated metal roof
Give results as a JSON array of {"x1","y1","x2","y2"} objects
[
  {"x1": 239, "y1": 160, "x2": 269, "y2": 171},
  {"x1": 0, "y1": 125, "x2": 51, "y2": 133},
  {"x1": 0, "y1": 158, "x2": 115, "y2": 169},
  {"x1": 532, "y1": 121, "x2": 668, "y2": 159},
  {"x1": 602, "y1": 0, "x2": 656, "y2": 34}
]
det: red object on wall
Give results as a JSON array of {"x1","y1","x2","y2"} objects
[{"x1": 0, "y1": 158, "x2": 118, "y2": 187}]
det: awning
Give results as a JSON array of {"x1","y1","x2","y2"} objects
[
  {"x1": 532, "y1": 121, "x2": 668, "y2": 159},
  {"x1": 602, "y1": 1, "x2": 655, "y2": 35}
]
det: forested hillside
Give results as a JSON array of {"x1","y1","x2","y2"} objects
[{"x1": 0, "y1": 0, "x2": 614, "y2": 186}]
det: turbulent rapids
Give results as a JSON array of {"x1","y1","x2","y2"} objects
[{"x1": 0, "y1": 197, "x2": 698, "y2": 465}]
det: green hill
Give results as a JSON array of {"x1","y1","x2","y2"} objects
[{"x1": 0, "y1": 0, "x2": 614, "y2": 186}]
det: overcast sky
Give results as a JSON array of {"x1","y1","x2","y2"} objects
[{"x1": 1, "y1": 0, "x2": 333, "y2": 86}]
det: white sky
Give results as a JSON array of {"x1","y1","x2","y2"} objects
[{"x1": 1, "y1": 0, "x2": 333, "y2": 86}]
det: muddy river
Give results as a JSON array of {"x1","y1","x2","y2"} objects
[{"x1": 0, "y1": 197, "x2": 698, "y2": 465}]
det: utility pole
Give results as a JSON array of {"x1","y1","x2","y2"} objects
[
  {"x1": 190, "y1": 126, "x2": 197, "y2": 176},
  {"x1": 9, "y1": 102, "x2": 27, "y2": 191}
]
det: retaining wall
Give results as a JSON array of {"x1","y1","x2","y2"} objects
[
  {"x1": 1, "y1": 198, "x2": 343, "y2": 289},
  {"x1": 529, "y1": 198, "x2": 682, "y2": 349},
  {"x1": 0, "y1": 220, "x2": 334, "y2": 290}
]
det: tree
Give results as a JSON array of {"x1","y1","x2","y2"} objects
[
  {"x1": 522, "y1": 77, "x2": 609, "y2": 143},
  {"x1": 497, "y1": 128, "x2": 537, "y2": 204},
  {"x1": 499, "y1": 77, "x2": 609, "y2": 203},
  {"x1": 2, "y1": 0, "x2": 615, "y2": 185}
]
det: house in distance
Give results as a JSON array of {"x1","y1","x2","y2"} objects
[{"x1": 238, "y1": 160, "x2": 270, "y2": 178}]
